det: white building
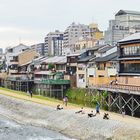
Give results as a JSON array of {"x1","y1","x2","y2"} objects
[
  {"x1": 63, "y1": 22, "x2": 90, "y2": 53},
  {"x1": 105, "y1": 10, "x2": 140, "y2": 45}
]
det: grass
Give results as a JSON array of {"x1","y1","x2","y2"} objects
[{"x1": 0, "y1": 87, "x2": 81, "y2": 107}]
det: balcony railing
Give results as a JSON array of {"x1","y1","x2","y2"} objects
[{"x1": 10, "y1": 60, "x2": 18, "y2": 62}]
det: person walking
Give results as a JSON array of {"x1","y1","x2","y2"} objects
[
  {"x1": 96, "y1": 102, "x2": 100, "y2": 114},
  {"x1": 30, "y1": 91, "x2": 33, "y2": 98},
  {"x1": 63, "y1": 96, "x2": 68, "y2": 106}
]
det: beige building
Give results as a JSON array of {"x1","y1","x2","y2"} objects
[
  {"x1": 8, "y1": 49, "x2": 39, "y2": 77},
  {"x1": 89, "y1": 23, "x2": 104, "y2": 40},
  {"x1": 75, "y1": 37, "x2": 97, "y2": 51}
]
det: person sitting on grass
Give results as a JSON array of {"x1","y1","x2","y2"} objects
[
  {"x1": 75, "y1": 107, "x2": 85, "y2": 114},
  {"x1": 88, "y1": 111, "x2": 96, "y2": 118},
  {"x1": 56, "y1": 104, "x2": 63, "y2": 110},
  {"x1": 103, "y1": 113, "x2": 109, "y2": 120}
]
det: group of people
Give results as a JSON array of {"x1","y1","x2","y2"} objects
[
  {"x1": 75, "y1": 103, "x2": 110, "y2": 119},
  {"x1": 28, "y1": 92, "x2": 125, "y2": 119},
  {"x1": 57, "y1": 96, "x2": 125, "y2": 119},
  {"x1": 57, "y1": 98, "x2": 110, "y2": 119}
]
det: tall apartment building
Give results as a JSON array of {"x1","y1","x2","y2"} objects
[
  {"x1": 105, "y1": 10, "x2": 140, "y2": 45},
  {"x1": 63, "y1": 22, "x2": 89, "y2": 53},
  {"x1": 31, "y1": 43, "x2": 44, "y2": 56},
  {"x1": 44, "y1": 30, "x2": 63, "y2": 56}
]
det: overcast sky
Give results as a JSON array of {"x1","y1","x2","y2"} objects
[{"x1": 0, "y1": 0, "x2": 140, "y2": 49}]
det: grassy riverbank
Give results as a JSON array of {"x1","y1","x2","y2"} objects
[
  {"x1": 0, "y1": 90, "x2": 140, "y2": 140},
  {"x1": 0, "y1": 87, "x2": 80, "y2": 108}
]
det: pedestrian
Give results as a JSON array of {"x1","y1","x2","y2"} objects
[
  {"x1": 63, "y1": 96, "x2": 68, "y2": 106},
  {"x1": 30, "y1": 91, "x2": 33, "y2": 98},
  {"x1": 122, "y1": 106, "x2": 125, "y2": 117},
  {"x1": 96, "y1": 102, "x2": 100, "y2": 114}
]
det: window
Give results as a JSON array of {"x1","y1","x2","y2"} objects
[
  {"x1": 122, "y1": 45, "x2": 140, "y2": 56},
  {"x1": 120, "y1": 63, "x2": 140, "y2": 73},
  {"x1": 78, "y1": 74, "x2": 85, "y2": 82}
]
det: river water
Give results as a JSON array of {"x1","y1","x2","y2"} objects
[{"x1": 0, "y1": 116, "x2": 75, "y2": 140}]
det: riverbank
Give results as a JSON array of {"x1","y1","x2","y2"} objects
[{"x1": 0, "y1": 89, "x2": 140, "y2": 139}]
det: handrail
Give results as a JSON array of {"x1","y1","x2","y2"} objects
[{"x1": 90, "y1": 84, "x2": 140, "y2": 92}]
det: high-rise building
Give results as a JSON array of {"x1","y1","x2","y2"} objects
[
  {"x1": 105, "y1": 10, "x2": 140, "y2": 45},
  {"x1": 63, "y1": 22, "x2": 89, "y2": 52},
  {"x1": 31, "y1": 43, "x2": 44, "y2": 56},
  {"x1": 44, "y1": 30, "x2": 63, "y2": 56}
]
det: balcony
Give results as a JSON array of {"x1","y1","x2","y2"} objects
[
  {"x1": 117, "y1": 77, "x2": 140, "y2": 86},
  {"x1": 10, "y1": 59, "x2": 18, "y2": 65},
  {"x1": 9, "y1": 69, "x2": 18, "y2": 73},
  {"x1": 88, "y1": 77, "x2": 116, "y2": 86}
]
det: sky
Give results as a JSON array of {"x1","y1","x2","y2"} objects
[{"x1": 0, "y1": 0, "x2": 140, "y2": 49}]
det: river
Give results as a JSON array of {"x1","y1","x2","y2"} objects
[{"x1": 0, "y1": 115, "x2": 75, "y2": 140}]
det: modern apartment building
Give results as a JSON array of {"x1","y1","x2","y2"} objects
[
  {"x1": 105, "y1": 10, "x2": 140, "y2": 45},
  {"x1": 63, "y1": 22, "x2": 89, "y2": 53},
  {"x1": 31, "y1": 43, "x2": 44, "y2": 56},
  {"x1": 44, "y1": 30, "x2": 63, "y2": 56}
]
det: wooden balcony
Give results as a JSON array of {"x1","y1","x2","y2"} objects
[
  {"x1": 89, "y1": 84, "x2": 140, "y2": 95},
  {"x1": 88, "y1": 77, "x2": 116, "y2": 86},
  {"x1": 117, "y1": 77, "x2": 140, "y2": 86}
]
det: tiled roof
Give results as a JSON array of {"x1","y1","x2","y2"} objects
[
  {"x1": 78, "y1": 55, "x2": 95, "y2": 62},
  {"x1": 95, "y1": 52, "x2": 118, "y2": 62},
  {"x1": 118, "y1": 32, "x2": 140, "y2": 43},
  {"x1": 98, "y1": 45, "x2": 113, "y2": 53},
  {"x1": 42, "y1": 56, "x2": 67, "y2": 64},
  {"x1": 116, "y1": 10, "x2": 140, "y2": 16}
]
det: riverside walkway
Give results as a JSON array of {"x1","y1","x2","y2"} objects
[{"x1": 0, "y1": 87, "x2": 139, "y2": 124}]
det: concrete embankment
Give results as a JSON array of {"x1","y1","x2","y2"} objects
[{"x1": 0, "y1": 93, "x2": 140, "y2": 140}]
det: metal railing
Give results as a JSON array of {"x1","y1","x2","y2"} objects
[{"x1": 90, "y1": 84, "x2": 140, "y2": 94}]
